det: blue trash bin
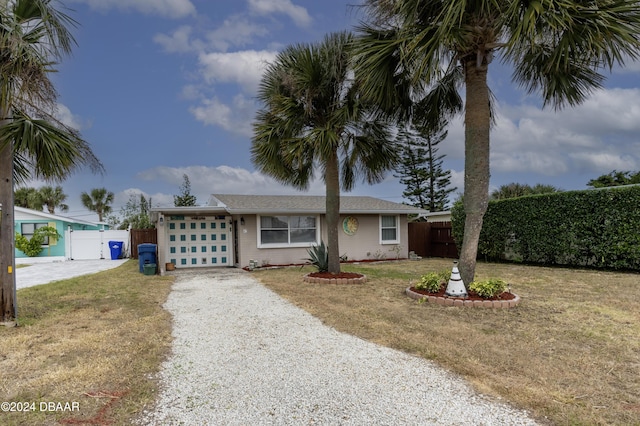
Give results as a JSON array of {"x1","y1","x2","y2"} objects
[
  {"x1": 108, "y1": 241, "x2": 124, "y2": 260},
  {"x1": 138, "y1": 243, "x2": 157, "y2": 273}
]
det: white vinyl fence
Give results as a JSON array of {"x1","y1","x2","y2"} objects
[{"x1": 65, "y1": 229, "x2": 131, "y2": 260}]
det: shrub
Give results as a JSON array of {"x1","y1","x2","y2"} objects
[
  {"x1": 469, "y1": 278, "x2": 507, "y2": 299},
  {"x1": 306, "y1": 241, "x2": 328, "y2": 272},
  {"x1": 415, "y1": 270, "x2": 450, "y2": 293},
  {"x1": 15, "y1": 226, "x2": 61, "y2": 257},
  {"x1": 452, "y1": 186, "x2": 640, "y2": 270}
]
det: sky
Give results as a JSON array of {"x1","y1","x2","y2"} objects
[{"x1": 24, "y1": 0, "x2": 640, "y2": 222}]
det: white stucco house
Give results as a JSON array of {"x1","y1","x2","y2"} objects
[{"x1": 151, "y1": 194, "x2": 426, "y2": 274}]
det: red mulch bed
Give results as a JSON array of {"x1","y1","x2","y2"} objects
[{"x1": 409, "y1": 285, "x2": 516, "y2": 301}]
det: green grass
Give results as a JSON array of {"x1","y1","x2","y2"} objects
[
  {"x1": 253, "y1": 259, "x2": 640, "y2": 426},
  {"x1": 3, "y1": 258, "x2": 639, "y2": 425},
  {"x1": 0, "y1": 260, "x2": 173, "y2": 426}
]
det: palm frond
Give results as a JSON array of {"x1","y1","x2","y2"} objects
[{"x1": 0, "y1": 109, "x2": 103, "y2": 185}]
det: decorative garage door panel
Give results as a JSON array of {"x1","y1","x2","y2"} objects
[{"x1": 166, "y1": 216, "x2": 230, "y2": 267}]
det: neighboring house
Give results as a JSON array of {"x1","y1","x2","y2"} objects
[
  {"x1": 151, "y1": 194, "x2": 426, "y2": 273},
  {"x1": 419, "y1": 210, "x2": 452, "y2": 223},
  {"x1": 11, "y1": 206, "x2": 128, "y2": 262}
]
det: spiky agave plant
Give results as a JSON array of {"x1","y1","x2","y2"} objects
[{"x1": 306, "y1": 241, "x2": 329, "y2": 273}]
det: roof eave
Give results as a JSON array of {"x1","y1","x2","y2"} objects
[
  {"x1": 150, "y1": 206, "x2": 229, "y2": 215},
  {"x1": 226, "y1": 208, "x2": 426, "y2": 215}
]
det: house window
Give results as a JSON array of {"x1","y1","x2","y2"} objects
[
  {"x1": 380, "y1": 215, "x2": 399, "y2": 244},
  {"x1": 21, "y1": 223, "x2": 50, "y2": 245},
  {"x1": 258, "y1": 215, "x2": 318, "y2": 247}
]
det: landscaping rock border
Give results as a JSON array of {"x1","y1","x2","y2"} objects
[
  {"x1": 405, "y1": 287, "x2": 521, "y2": 308},
  {"x1": 303, "y1": 273, "x2": 367, "y2": 285}
]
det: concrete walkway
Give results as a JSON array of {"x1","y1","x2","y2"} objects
[{"x1": 15, "y1": 259, "x2": 129, "y2": 290}]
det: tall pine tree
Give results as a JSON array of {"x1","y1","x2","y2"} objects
[
  {"x1": 173, "y1": 174, "x2": 197, "y2": 207},
  {"x1": 394, "y1": 123, "x2": 456, "y2": 212}
]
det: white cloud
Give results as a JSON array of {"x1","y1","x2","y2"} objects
[
  {"x1": 135, "y1": 165, "x2": 325, "y2": 206},
  {"x1": 206, "y1": 16, "x2": 269, "y2": 52},
  {"x1": 486, "y1": 88, "x2": 640, "y2": 177},
  {"x1": 197, "y1": 50, "x2": 278, "y2": 93},
  {"x1": 69, "y1": 0, "x2": 196, "y2": 18},
  {"x1": 613, "y1": 54, "x2": 640, "y2": 74},
  {"x1": 55, "y1": 103, "x2": 89, "y2": 131},
  {"x1": 248, "y1": 0, "x2": 312, "y2": 28},
  {"x1": 568, "y1": 152, "x2": 637, "y2": 171},
  {"x1": 153, "y1": 26, "x2": 204, "y2": 53},
  {"x1": 189, "y1": 94, "x2": 256, "y2": 137},
  {"x1": 117, "y1": 188, "x2": 173, "y2": 210},
  {"x1": 428, "y1": 87, "x2": 640, "y2": 191}
]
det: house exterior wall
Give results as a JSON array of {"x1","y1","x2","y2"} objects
[
  {"x1": 333, "y1": 214, "x2": 409, "y2": 261},
  {"x1": 234, "y1": 213, "x2": 410, "y2": 268},
  {"x1": 235, "y1": 214, "x2": 312, "y2": 267}
]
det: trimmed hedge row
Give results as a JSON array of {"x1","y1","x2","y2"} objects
[{"x1": 451, "y1": 185, "x2": 640, "y2": 270}]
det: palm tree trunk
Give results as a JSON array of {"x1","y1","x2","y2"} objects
[
  {"x1": 326, "y1": 149, "x2": 341, "y2": 274},
  {"x1": 458, "y1": 61, "x2": 491, "y2": 286},
  {"x1": 0, "y1": 116, "x2": 17, "y2": 324}
]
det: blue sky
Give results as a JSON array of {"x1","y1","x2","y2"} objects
[{"x1": 29, "y1": 0, "x2": 640, "y2": 222}]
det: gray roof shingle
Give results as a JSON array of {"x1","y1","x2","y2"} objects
[{"x1": 209, "y1": 194, "x2": 425, "y2": 215}]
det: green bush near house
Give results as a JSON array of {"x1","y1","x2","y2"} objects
[
  {"x1": 15, "y1": 226, "x2": 61, "y2": 257},
  {"x1": 452, "y1": 185, "x2": 640, "y2": 270}
]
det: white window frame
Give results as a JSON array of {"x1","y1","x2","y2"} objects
[
  {"x1": 379, "y1": 215, "x2": 400, "y2": 244},
  {"x1": 257, "y1": 215, "x2": 320, "y2": 248}
]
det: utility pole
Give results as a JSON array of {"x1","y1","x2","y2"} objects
[{"x1": 0, "y1": 135, "x2": 17, "y2": 326}]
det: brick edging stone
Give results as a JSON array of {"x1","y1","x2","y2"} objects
[
  {"x1": 303, "y1": 273, "x2": 367, "y2": 285},
  {"x1": 405, "y1": 287, "x2": 521, "y2": 308}
]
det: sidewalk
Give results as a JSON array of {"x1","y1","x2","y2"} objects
[{"x1": 15, "y1": 259, "x2": 129, "y2": 290}]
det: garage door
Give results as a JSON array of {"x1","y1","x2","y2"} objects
[{"x1": 166, "y1": 215, "x2": 231, "y2": 267}]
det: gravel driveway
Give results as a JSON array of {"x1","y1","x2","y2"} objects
[{"x1": 138, "y1": 268, "x2": 539, "y2": 425}]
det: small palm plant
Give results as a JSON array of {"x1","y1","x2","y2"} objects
[{"x1": 306, "y1": 241, "x2": 329, "y2": 273}]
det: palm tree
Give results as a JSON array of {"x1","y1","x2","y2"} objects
[
  {"x1": 14, "y1": 187, "x2": 43, "y2": 210},
  {"x1": 251, "y1": 31, "x2": 398, "y2": 274},
  {"x1": 354, "y1": 0, "x2": 640, "y2": 284},
  {"x1": 81, "y1": 188, "x2": 115, "y2": 222},
  {"x1": 38, "y1": 185, "x2": 69, "y2": 214},
  {"x1": 0, "y1": 0, "x2": 103, "y2": 323}
]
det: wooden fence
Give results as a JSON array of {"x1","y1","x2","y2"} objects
[
  {"x1": 407, "y1": 221, "x2": 458, "y2": 259},
  {"x1": 130, "y1": 228, "x2": 157, "y2": 259}
]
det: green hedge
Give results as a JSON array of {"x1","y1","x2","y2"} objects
[{"x1": 451, "y1": 186, "x2": 640, "y2": 270}]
